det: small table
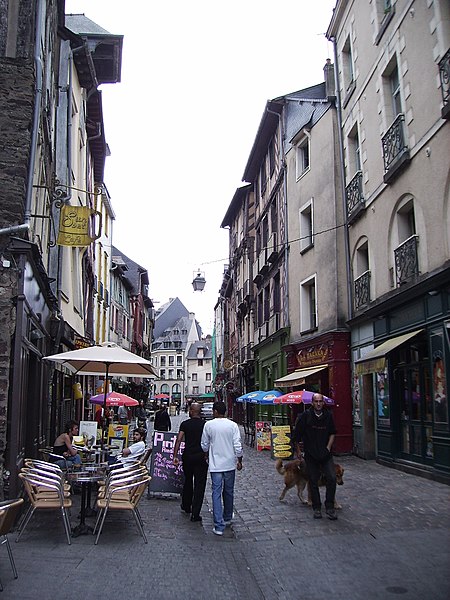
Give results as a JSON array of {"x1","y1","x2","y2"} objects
[{"x1": 67, "y1": 468, "x2": 106, "y2": 537}]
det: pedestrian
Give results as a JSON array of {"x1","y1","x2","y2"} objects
[
  {"x1": 154, "y1": 404, "x2": 171, "y2": 432},
  {"x1": 201, "y1": 401, "x2": 243, "y2": 536},
  {"x1": 173, "y1": 403, "x2": 208, "y2": 522},
  {"x1": 118, "y1": 403, "x2": 128, "y2": 425},
  {"x1": 135, "y1": 400, "x2": 148, "y2": 428},
  {"x1": 292, "y1": 392, "x2": 338, "y2": 520}
]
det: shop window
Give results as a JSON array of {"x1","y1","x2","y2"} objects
[
  {"x1": 431, "y1": 330, "x2": 448, "y2": 424},
  {"x1": 376, "y1": 370, "x2": 390, "y2": 424}
]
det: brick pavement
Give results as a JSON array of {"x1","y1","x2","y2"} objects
[{"x1": 2, "y1": 421, "x2": 449, "y2": 599}]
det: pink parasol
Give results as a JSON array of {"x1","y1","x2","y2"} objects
[
  {"x1": 153, "y1": 393, "x2": 170, "y2": 400},
  {"x1": 89, "y1": 392, "x2": 139, "y2": 407},
  {"x1": 273, "y1": 390, "x2": 334, "y2": 405}
]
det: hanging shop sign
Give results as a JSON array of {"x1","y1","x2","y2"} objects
[{"x1": 57, "y1": 205, "x2": 102, "y2": 247}]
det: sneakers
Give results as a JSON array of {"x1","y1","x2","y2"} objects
[
  {"x1": 223, "y1": 511, "x2": 235, "y2": 526},
  {"x1": 326, "y1": 508, "x2": 338, "y2": 520},
  {"x1": 313, "y1": 509, "x2": 322, "y2": 519},
  {"x1": 190, "y1": 515, "x2": 202, "y2": 522},
  {"x1": 212, "y1": 527, "x2": 224, "y2": 536}
]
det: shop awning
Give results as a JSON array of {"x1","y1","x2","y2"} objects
[
  {"x1": 274, "y1": 365, "x2": 328, "y2": 388},
  {"x1": 355, "y1": 329, "x2": 423, "y2": 375}
]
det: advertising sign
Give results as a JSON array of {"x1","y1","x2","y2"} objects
[
  {"x1": 108, "y1": 424, "x2": 129, "y2": 448},
  {"x1": 255, "y1": 421, "x2": 272, "y2": 451},
  {"x1": 271, "y1": 425, "x2": 293, "y2": 460},
  {"x1": 148, "y1": 431, "x2": 185, "y2": 494}
]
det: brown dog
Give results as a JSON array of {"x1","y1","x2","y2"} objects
[{"x1": 276, "y1": 458, "x2": 344, "y2": 508}]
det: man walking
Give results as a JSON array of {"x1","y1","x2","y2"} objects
[
  {"x1": 293, "y1": 393, "x2": 338, "y2": 520},
  {"x1": 154, "y1": 404, "x2": 171, "y2": 432},
  {"x1": 201, "y1": 401, "x2": 243, "y2": 536},
  {"x1": 173, "y1": 403, "x2": 208, "y2": 522}
]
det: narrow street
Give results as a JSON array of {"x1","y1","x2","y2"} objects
[{"x1": 4, "y1": 417, "x2": 450, "y2": 600}]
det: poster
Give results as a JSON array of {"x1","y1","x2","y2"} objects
[
  {"x1": 255, "y1": 421, "x2": 272, "y2": 451},
  {"x1": 109, "y1": 437, "x2": 125, "y2": 457},
  {"x1": 148, "y1": 431, "x2": 185, "y2": 494},
  {"x1": 79, "y1": 421, "x2": 98, "y2": 445},
  {"x1": 271, "y1": 425, "x2": 293, "y2": 460},
  {"x1": 108, "y1": 424, "x2": 129, "y2": 448}
]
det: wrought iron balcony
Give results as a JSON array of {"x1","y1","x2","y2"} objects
[
  {"x1": 354, "y1": 270, "x2": 371, "y2": 310},
  {"x1": 439, "y1": 48, "x2": 450, "y2": 119},
  {"x1": 394, "y1": 234, "x2": 419, "y2": 285},
  {"x1": 345, "y1": 171, "x2": 364, "y2": 221},
  {"x1": 381, "y1": 114, "x2": 410, "y2": 183}
]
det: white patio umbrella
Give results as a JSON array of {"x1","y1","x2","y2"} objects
[{"x1": 44, "y1": 342, "x2": 158, "y2": 441}]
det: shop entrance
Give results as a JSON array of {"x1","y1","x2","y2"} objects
[{"x1": 397, "y1": 363, "x2": 433, "y2": 463}]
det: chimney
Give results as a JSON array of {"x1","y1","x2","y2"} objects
[{"x1": 324, "y1": 58, "x2": 336, "y2": 101}]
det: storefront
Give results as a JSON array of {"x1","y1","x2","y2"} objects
[
  {"x1": 354, "y1": 322, "x2": 450, "y2": 482},
  {"x1": 281, "y1": 331, "x2": 352, "y2": 454}
]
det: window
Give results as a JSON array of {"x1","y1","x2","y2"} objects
[
  {"x1": 296, "y1": 135, "x2": 310, "y2": 179},
  {"x1": 161, "y1": 384, "x2": 169, "y2": 394},
  {"x1": 342, "y1": 35, "x2": 354, "y2": 93},
  {"x1": 160, "y1": 356, "x2": 166, "y2": 367},
  {"x1": 263, "y1": 286, "x2": 270, "y2": 323},
  {"x1": 299, "y1": 200, "x2": 314, "y2": 252},
  {"x1": 193, "y1": 386, "x2": 199, "y2": 395},
  {"x1": 168, "y1": 355, "x2": 174, "y2": 366},
  {"x1": 347, "y1": 122, "x2": 361, "y2": 177},
  {"x1": 260, "y1": 160, "x2": 267, "y2": 193},
  {"x1": 168, "y1": 369, "x2": 174, "y2": 379},
  {"x1": 176, "y1": 355, "x2": 182, "y2": 366},
  {"x1": 160, "y1": 369, "x2": 166, "y2": 380},
  {"x1": 198, "y1": 359, "x2": 203, "y2": 366},
  {"x1": 300, "y1": 275, "x2": 317, "y2": 332},
  {"x1": 382, "y1": 59, "x2": 403, "y2": 126},
  {"x1": 192, "y1": 373, "x2": 198, "y2": 381},
  {"x1": 177, "y1": 369, "x2": 183, "y2": 379},
  {"x1": 390, "y1": 65, "x2": 402, "y2": 118},
  {"x1": 269, "y1": 138, "x2": 276, "y2": 175},
  {"x1": 206, "y1": 373, "x2": 211, "y2": 381},
  {"x1": 205, "y1": 386, "x2": 211, "y2": 393},
  {"x1": 397, "y1": 199, "x2": 416, "y2": 242}
]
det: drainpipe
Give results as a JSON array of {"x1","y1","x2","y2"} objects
[
  {"x1": 331, "y1": 37, "x2": 354, "y2": 321},
  {"x1": 24, "y1": 0, "x2": 45, "y2": 226}
]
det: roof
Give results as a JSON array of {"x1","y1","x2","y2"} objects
[{"x1": 111, "y1": 246, "x2": 149, "y2": 296}]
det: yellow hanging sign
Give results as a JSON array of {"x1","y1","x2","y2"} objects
[{"x1": 57, "y1": 205, "x2": 101, "y2": 247}]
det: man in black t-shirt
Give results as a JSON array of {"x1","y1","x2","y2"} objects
[{"x1": 173, "y1": 403, "x2": 208, "y2": 522}]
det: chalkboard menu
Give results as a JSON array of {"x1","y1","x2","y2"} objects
[
  {"x1": 271, "y1": 425, "x2": 293, "y2": 460},
  {"x1": 148, "y1": 431, "x2": 185, "y2": 494}
]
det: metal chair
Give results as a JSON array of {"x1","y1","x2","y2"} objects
[
  {"x1": 16, "y1": 472, "x2": 72, "y2": 545},
  {"x1": 0, "y1": 498, "x2": 24, "y2": 591},
  {"x1": 93, "y1": 473, "x2": 151, "y2": 544}
]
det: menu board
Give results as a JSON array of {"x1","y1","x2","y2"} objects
[
  {"x1": 108, "y1": 424, "x2": 129, "y2": 448},
  {"x1": 255, "y1": 421, "x2": 272, "y2": 451},
  {"x1": 148, "y1": 431, "x2": 185, "y2": 494},
  {"x1": 271, "y1": 425, "x2": 293, "y2": 460}
]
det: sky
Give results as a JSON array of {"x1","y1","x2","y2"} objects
[{"x1": 65, "y1": 0, "x2": 337, "y2": 335}]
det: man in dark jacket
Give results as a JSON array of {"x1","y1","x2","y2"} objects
[
  {"x1": 154, "y1": 405, "x2": 171, "y2": 432},
  {"x1": 293, "y1": 393, "x2": 338, "y2": 520}
]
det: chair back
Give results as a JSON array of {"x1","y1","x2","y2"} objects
[
  {"x1": 138, "y1": 447, "x2": 152, "y2": 466},
  {"x1": 18, "y1": 472, "x2": 65, "y2": 505},
  {"x1": 0, "y1": 499, "x2": 24, "y2": 535}
]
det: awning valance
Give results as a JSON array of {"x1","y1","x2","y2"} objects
[
  {"x1": 355, "y1": 329, "x2": 423, "y2": 375},
  {"x1": 274, "y1": 365, "x2": 328, "y2": 388}
]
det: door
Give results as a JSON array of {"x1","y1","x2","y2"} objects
[{"x1": 398, "y1": 364, "x2": 433, "y2": 463}]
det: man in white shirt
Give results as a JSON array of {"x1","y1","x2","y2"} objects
[
  {"x1": 117, "y1": 427, "x2": 146, "y2": 466},
  {"x1": 201, "y1": 401, "x2": 243, "y2": 536}
]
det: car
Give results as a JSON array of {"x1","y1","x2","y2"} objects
[{"x1": 200, "y1": 402, "x2": 214, "y2": 420}]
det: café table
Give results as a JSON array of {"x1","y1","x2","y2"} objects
[{"x1": 67, "y1": 467, "x2": 106, "y2": 537}]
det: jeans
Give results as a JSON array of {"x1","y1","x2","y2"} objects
[
  {"x1": 210, "y1": 470, "x2": 235, "y2": 532},
  {"x1": 53, "y1": 454, "x2": 82, "y2": 470},
  {"x1": 181, "y1": 456, "x2": 208, "y2": 518},
  {"x1": 305, "y1": 455, "x2": 337, "y2": 510}
]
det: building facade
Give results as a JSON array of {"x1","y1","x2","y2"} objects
[{"x1": 328, "y1": 0, "x2": 450, "y2": 479}]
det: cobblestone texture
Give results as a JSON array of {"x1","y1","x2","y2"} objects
[{"x1": 3, "y1": 416, "x2": 450, "y2": 599}]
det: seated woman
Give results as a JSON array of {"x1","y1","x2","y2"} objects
[{"x1": 50, "y1": 420, "x2": 82, "y2": 469}]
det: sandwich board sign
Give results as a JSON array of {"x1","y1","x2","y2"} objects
[{"x1": 148, "y1": 431, "x2": 185, "y2": 494}]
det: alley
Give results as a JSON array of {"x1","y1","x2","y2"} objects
[{"x1": 3, "y1": 421, "x2": 450, "y2": 600}]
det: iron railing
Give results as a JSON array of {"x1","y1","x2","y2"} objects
[
  {"x1": 381, "y1": 113, "x2": 408, "y2": 172},
  {"x1": 346, "y1": 171, "x2": 364, "y2": 217},
  {"x1": 394, "y1": 234, "x2": 419, "y2": 285},
  {"x1": 354, "y1": 270, "x2": 371, "y2": 310}
]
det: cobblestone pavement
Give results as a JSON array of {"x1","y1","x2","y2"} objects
[{"x1": 3, "y1": 417, "x2": 450, "y2": 600}]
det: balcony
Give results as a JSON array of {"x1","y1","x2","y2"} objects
[
  {"x1": 267, "y1": 232, "x2": 278, "y2": 263},
  {"x1": 394, "y1": 235, "x2": 419, "y2": 286},
  {"x1": 439, "y1": 48, "x2": 450, "y2": 119},
  {"x1": 354, "y1": 270, "x2": 371, "y2": 310},
  {"x1": 345, "y1": 171, "x2": 365, "y2": 223},
  {"x1": 381, "y1": 114, "x2": 411, "y2": 183}
]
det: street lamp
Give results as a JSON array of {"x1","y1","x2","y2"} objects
[{"x1": 192, "y1": 270, "x2": 206, "y2": 292}]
